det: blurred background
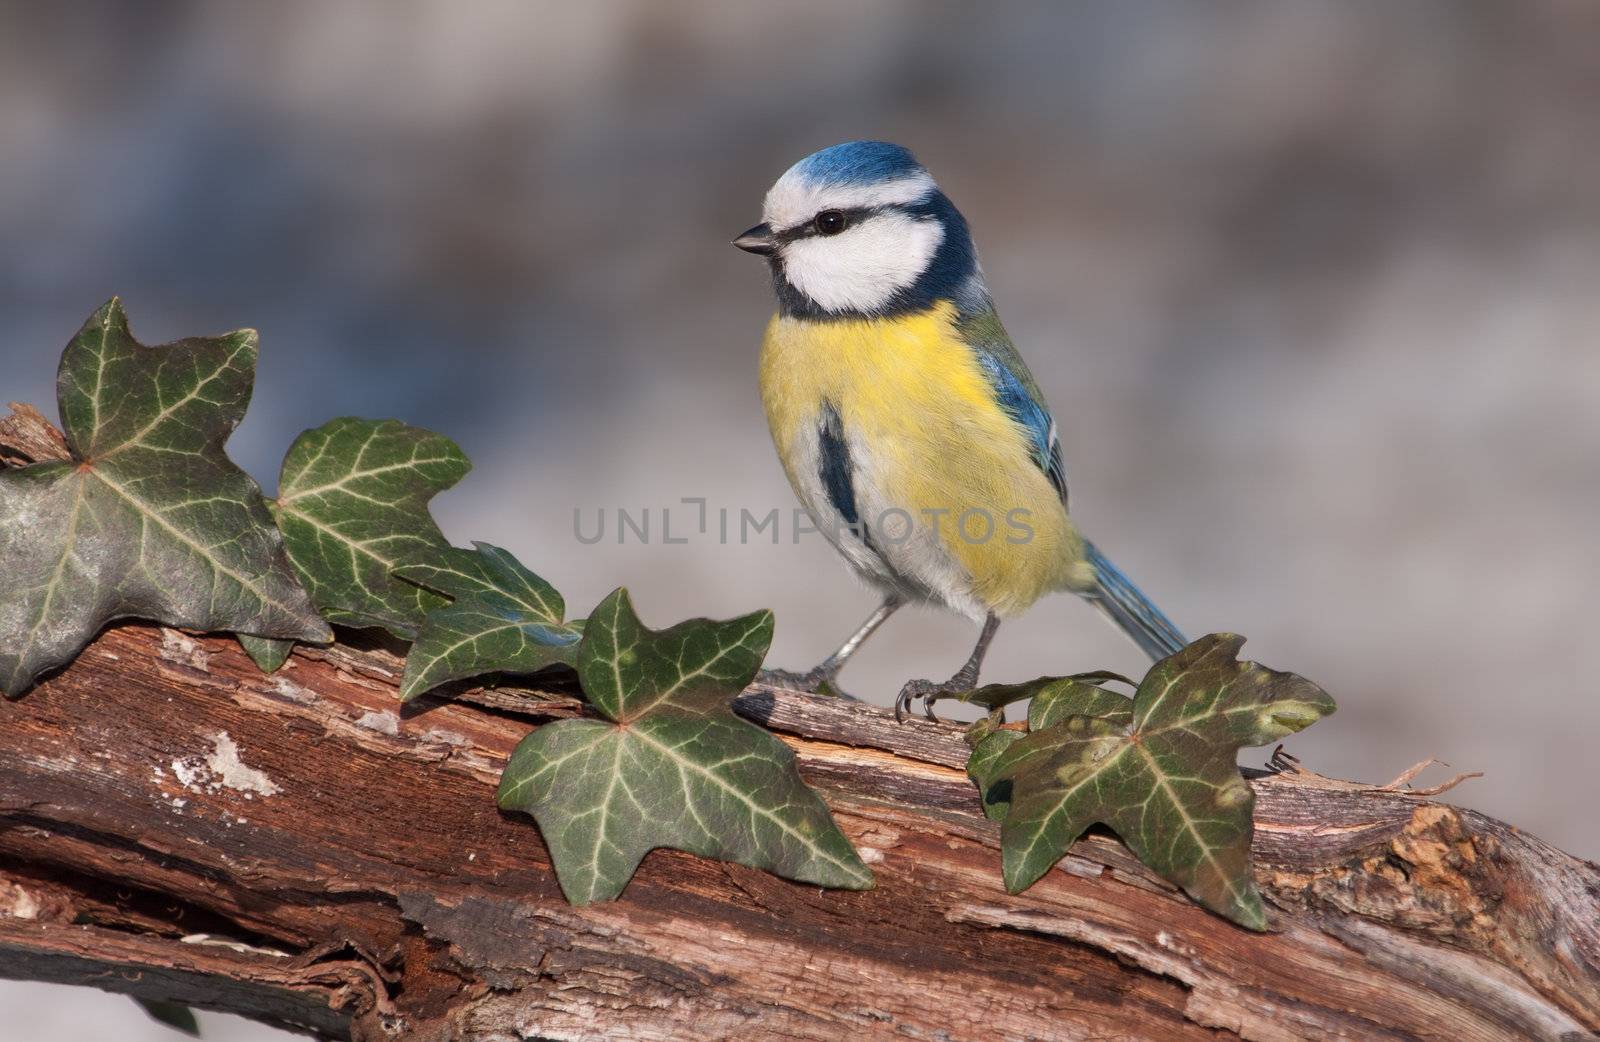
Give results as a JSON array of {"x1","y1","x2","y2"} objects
[{"x1": 2, "y1": 1, "x2": 1597, "y2": 1036}]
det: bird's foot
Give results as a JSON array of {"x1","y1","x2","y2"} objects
[
  {"x1": 755, "y1": 666, "x2": 858, "y2": 701},
  {"x1": 1266, "y1": 745, "x2": 1302, "y2": 775},
  {"x1": 895, "y1": 669, "x2": 978, "y2": 724}
]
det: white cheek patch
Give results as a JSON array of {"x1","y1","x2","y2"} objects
[
  {"x1": 781, "y1": 213, "x2": 945, "y2": 314},
  {"x1": 762, "y1": 171, "x2": 936, "y2": 232}
]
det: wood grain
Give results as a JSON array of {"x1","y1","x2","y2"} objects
[{"x1": 0, "y1": 623, "x2": 1596, "y2": 1041}]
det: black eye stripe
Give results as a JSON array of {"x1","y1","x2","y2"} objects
[{"x1": 776, "y1": 206, "x2": 882, "y2": 243}]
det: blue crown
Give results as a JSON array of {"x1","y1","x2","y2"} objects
[{"x1": 791, "y1": 141, "x2": 926, "y2": 188}]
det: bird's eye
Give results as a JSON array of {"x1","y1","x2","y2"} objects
[{"x1": 813, "y1": 210, "x2": 848, "y2": 236}]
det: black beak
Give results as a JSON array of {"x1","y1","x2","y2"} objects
[{"x1": 732, "y1": 222, "x2": 777, "y2": 256}]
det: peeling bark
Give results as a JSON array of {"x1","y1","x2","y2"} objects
[
  {"x1": 0, "y1": 401, "x2": 69, "y2": 467},
  {"x1": 0, "y1": 622, "x2": 1596, "y2": 1041},
  {"x1": 2, "y1": 404, "x2": 1599, "y2": 1040}
]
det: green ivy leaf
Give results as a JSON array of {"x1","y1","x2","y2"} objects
[
  {"x1": 0, "y1": 300, "x2": 330, "y2": 696},
  {"x1": 967, "y1": 727, "x2": 1023, "y2": 822},
  {"x1": 238, "y1": 633, "x2": 294, "y2": 673},
  {"x1": 1026, "y1": 676, "x2": 1135, "y2": 731},
  {"x1": 991, "y1": 634, "x2": 1335, "y2": 929},
  {"x1": 394, "y1": 542, "x2": 583, "y2": 700},
  {"x1": 943, "y1": 670, "x2": 1136, "y2": 718},
  {"x1": 235, "y1": 418, "x2": 470, "y2": 672},
  {"x1": 270, "y1": 417, "x2": 469, "y2": 637},
  {"x1": 133, "y1": 997, "x2": 200, "y2": 1036},
  {"x1": 963, "y1": 678, "x2": 1135, "y2": 823},
  {"x1": 498, "y1": 588, "x2": 874, "y2": 904}
]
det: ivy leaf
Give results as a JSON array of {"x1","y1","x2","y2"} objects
[
  {"x1": 942, "y1": 670, "x2": 1136, "y2": 719},
  {"x1": 0, "y1": 300, "x2": 330, "y2": 696},
  {"x1": 271, "y1": 417, "x2": 470, "y2": 635},
  {"x1": 991, "y1": 634, "x2": 1335, "y2": 929},
  {"x1": 238, "y1": 633, "x2": 294, "y2": 673},
  {"x1": 237, "y1": 418, "x2": 470, "y2": 673},
  {"x1": 394, "y1": 542, "x2": 583, "y2": 700},
  {"x1": 1027, "y1": 676, "x2": 1134, "y2": 731},
  {"x1": 967, "y1": 727, "x2": 1023, "y2": 822},
  {"x1": 133, "y1": 997, "x2": 200, "y2": 1036},
  {"x1": 963, "y1": 677, "x2": 1134, "y2": 822},
  {"x1": 498, "y1": 588, "x2": 874, "y2": 904}
]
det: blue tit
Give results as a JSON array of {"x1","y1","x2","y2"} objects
[{"x1": 734, "y1": 141, "x2": 1186, "y2": 719}]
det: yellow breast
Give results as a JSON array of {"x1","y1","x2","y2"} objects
[{"x1": 759, "y1": 301, "x2": 1086, "y2": 616}]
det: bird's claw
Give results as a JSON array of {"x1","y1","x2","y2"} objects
[
  {"x1": 894, "y1": 675, "x2": 975, "y2": 723},
  {"x1": 1266, "y1": 745, "x2": 1302, "y2": 775}
]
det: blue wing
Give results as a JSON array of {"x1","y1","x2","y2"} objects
[{"x1": 972, "y1": 350, "x2": 1068, "y2": 507}]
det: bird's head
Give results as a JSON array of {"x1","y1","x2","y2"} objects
[{"x1": 734, "y1": 141, "x2": 985, "y2": 319}]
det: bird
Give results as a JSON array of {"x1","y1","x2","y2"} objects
[{"x1": 733, "y1": 141, "x2": 1187, "y2": 720}]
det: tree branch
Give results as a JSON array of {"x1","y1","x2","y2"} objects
[
  {"x1": 2, "y1": 403, "x2": 1598, "y2": 1040},
  {"x1": 0, "y1": 620, "x2": 1596, "y2": 1041}
]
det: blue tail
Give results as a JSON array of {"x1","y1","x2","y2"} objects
[{"x1": 1082, "y1": 541, "x2": 1187, "y2": 660}]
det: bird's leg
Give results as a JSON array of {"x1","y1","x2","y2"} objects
[
  {"x1": 896, "y1": 613, "x2": 1001, "y2": 723},
  {"x1": 757, "y1": 594, "x2": 902, "y2": 700}
]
